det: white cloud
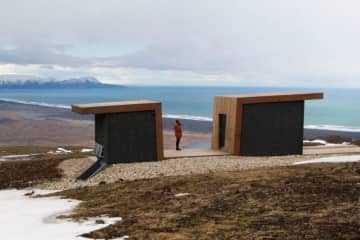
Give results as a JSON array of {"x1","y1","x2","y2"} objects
[{"x1": 1, "y1": 0, "x2": 360, "y2": 87}]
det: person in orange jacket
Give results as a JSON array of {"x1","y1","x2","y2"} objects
[{"x1": 174, "y1": 119, "x2": 182, "y2": 150}]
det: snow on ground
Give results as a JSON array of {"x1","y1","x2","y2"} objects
[
  {"x1": 294, "y1": 155, "x2": 360, "y2": 165},
  {"x1": 48, "y1": 147, "x2": 73, "y2": 154},
  {"x1": 174, "y1": 193, "x2": 190, "y2": 197},
  {"x1": 303, "y1": 139, "x2": 351, "y2": 146},
  {"x1": 81, "y1": 148, "x2": 93, "y2": 153},
  {"x1": 0, "y1": 154, "x2": 41, "y2": 161},
  {"x1": 0, "y1": 189, "x2": 127, "y2": 240}
]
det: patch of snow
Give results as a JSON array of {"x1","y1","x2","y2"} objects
[
  {"x1": 57, "y1": 148, "x2": 72, "y2": 153},
  {"x1": 174, "y1": 193, "x2": 190, "y2": 197},
  {"x1": 293, "y1": 155, "x2": 360, "y2": 165},
  {"x1": 0, "y1": 189, "x2": 126, "y2": 240},
  {"x1": 1, "y1": 154, "x2": 34, "y2": 159},
  {"x1": 80, "y1": 148, "x2": 93, "y2": 153},
  {"x1": 303, "y1": 139, "x2": 350, "y2": 146},
  {"x1": 48, "y1": 148, "x2": 72, "y2": 154},
  {"x1": 0, "y1": 154, "x2": 40, "y2": 161}
]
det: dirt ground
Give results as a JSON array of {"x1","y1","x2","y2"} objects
[
  {"x1": 0, "y1": 146, "x2": 91, "y2": 189},
  {"x1": 0, "y1": 110, "x2": 94, "y2": 146},
  {"x1": 56, "y1": 162, "x2": 360, "y2": 240},
  {"x1": 1, "y1": 146, "x2": 360, "y2": 239}
]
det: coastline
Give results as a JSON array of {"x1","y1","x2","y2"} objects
[
  {"x1": 0, "y1": 100, "x2": 359, "y2": 148},
  {"x1": 1, "y1": 102, "x2": 360, "y2": 239},
  {"x1": 0, "y1": 100, "x2": 211, "y2": 148}
]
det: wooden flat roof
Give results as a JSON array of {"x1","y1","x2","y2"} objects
[
  {"x1": 72, "y1": 100, "x2": 161, "y2": 114},
  {"x1": 216, "y1": 92, "x2": 323, "y2": 104}
]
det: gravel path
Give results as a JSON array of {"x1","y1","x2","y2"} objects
[{"x1": 36, "y1": 153, "x2": 331, "y2": 190}]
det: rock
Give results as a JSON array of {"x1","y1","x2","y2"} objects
[
  {"x1": 24, "y1": 190, "x2": 35, "y2": 196},
  {"x1": 98, "y1": 181, "x2": 107, "y2": 185},
  {"x1": 95, "y1": 219, "x2": 105, "y2": 224}
]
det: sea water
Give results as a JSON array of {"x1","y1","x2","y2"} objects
[{"x1": 0, "y1": 86, "x2": 359, "y2": 132}]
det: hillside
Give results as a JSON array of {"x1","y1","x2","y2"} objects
[{"x1": 0, "y1": 76, "x2": 123, "y2": 88}]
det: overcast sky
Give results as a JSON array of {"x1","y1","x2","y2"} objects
[{"x1": 1, "y1": 0, "x2": 360, "y2": 87}]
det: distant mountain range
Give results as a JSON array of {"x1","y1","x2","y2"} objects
[{"x1": 0, "y1": 76, "x2": 123, "y2": 88}]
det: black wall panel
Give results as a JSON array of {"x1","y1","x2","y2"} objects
[
  {"x1": 96, "y1": 110, "x2": 157, "y2": 163},
  {"x1": 108, "y1": 110, "x2": 157, "y2": 163},
  {"x1": 95, "y1": 114, "x2": 106, "y2": 145},
  {"x1": 240, "y1": 101, "x2": 304, "y2": 156}
]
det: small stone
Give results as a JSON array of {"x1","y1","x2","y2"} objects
[
  {"x1": 98, "y1": 181, "x2": 107, "y2": 185},
  {"x1": 24, "y1": 191, "x2": 35, "y2": 196},
  {"x1": 95, "y1": 219, "x2": 105, "y2": 224}
]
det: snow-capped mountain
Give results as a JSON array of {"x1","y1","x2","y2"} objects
[{"x1": 0, "y1": 75, "x2": 122, "y2": 88}]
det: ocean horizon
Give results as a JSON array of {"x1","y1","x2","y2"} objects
[{"x1": 1, "y1": 86, "x2": 359, "y2": 133}]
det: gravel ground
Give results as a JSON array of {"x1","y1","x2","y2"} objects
[{"x1": 35, "y1": 153, "x2": 333, "y2": 190}]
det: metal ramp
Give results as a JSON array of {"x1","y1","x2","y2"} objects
[
  {"x1": 78, "y1": 143, "x2": 107, "y2": 180},
  {"x1": 77, "y1": 159, "x2": 107, "y2": 180}
]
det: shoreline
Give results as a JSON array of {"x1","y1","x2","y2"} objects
[
  {"x1": 0, "y1": 100, "x2": 359, "y2": 148},
  {"x1": 1, "y1": 98, "x2": 360, "y2": 135}
]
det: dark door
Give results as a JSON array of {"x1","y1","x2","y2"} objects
[{"x1": 219, "y1": 114, "x2": 226, "y2": 148}]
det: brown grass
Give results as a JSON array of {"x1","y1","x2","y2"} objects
[
  {"x1": 353, "y1": 140, "x2": 360, "y2": 147},
  {"x1": 56, "y1": 162, "x2": 360, "y2": 240},
  {"x1": 318, "y1": 136, "x2": 353, "y2": 144},
  {"x1": 0, "y1": 146, "x2": 91, "y2": 189}
]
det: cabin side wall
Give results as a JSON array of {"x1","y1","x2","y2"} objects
[{"x1": 212, "y1": 97, "x2": 239, "y2": 154}]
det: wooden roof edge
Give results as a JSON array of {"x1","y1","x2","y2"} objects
[
  {"x1": 71, "y1": 100, "x2": 161, "y2": 114},
  {"x1": 215, "y1": 92, "x2": 324, "y2": 103}
]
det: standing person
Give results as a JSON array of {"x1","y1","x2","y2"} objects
[{"x1": 174, "y1": 119, "x2": 182, "y2": 150}]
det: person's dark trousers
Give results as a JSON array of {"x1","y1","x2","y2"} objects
[{"x1": 176, "y1": 138, "x2": 181, "y2": 150}]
